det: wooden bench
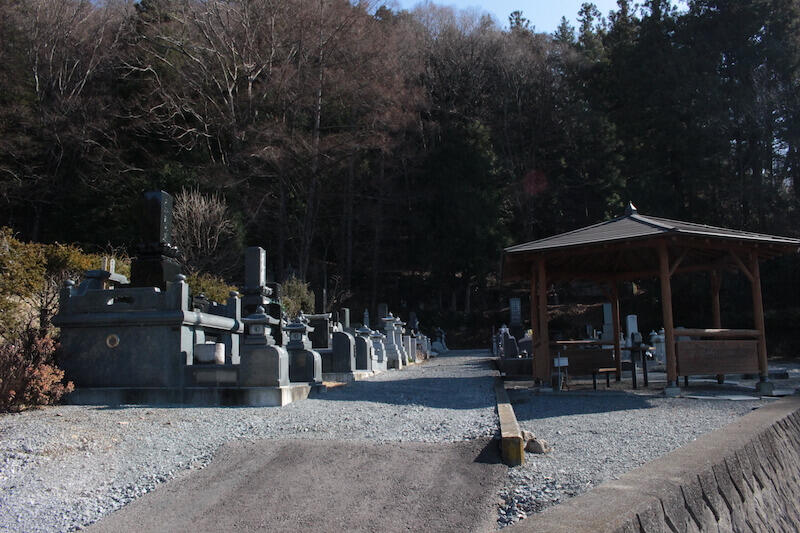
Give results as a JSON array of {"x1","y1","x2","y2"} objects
[{"x1": 556, "y1": 347, "x2": 619, "y2": 389}]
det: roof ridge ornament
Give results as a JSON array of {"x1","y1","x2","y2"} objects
[{"x1": 625, "y1": 202, "x2": 638, "y2": 215}]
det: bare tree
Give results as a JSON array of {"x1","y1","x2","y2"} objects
[
  {"x1": 172, "y1": 188, "x2": 241, "y2": 276},
  {"x1": 0, "y1": 0, "x2": 132, "y2": 239}
]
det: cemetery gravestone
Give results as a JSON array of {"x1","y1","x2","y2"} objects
[
  {"x1": 355, "y1": 326, "x2": 374, "y2": 371},
  {"x1": 509, "y1": 297, "x2": 524, "y2": 339},
  {"x1": 307, "y1": 314, "x2": 332, "y2": 349},
  {"x1": 325, "y1": 331, "x2": 357, "y2": 374},
  {"x1": 377, "y1": 303, "x2": 389, "y2": 322},
  {"x1": 130, "y1": 191, "x2": 182, "y2": 290}
]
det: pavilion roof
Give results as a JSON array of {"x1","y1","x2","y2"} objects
[{"x1": 502, "y1": 204, "x2": 800, "y2": 283}]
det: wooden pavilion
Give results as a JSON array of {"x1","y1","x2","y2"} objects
[{"x1": 502, "y1": 203, "x2": 800, "y2": 394}]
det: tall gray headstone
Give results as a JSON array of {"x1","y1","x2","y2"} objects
[
  {"x1": 243, "y1": 247, "x2": 273, "y2": 315},
  {"x1": 509, "y1": 297, "x2": 524, "y2": 339}
]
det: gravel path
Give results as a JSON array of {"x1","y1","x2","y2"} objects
[
  {"x1": 0, "y1": 352, "x2": 498, "y2": 533},
  {"x1": 0, "y1": 350, "x2": 778, "y2": 532},
  {"x1": 497, "y1": 390, "x2": 769, "y2": 527}
]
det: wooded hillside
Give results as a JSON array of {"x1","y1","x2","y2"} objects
[{"x1": 2, "y1": 0, "x2": 799, "y2": 346}]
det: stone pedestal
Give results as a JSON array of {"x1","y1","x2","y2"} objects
[
  {"x1": 757, "y1": 380, "x2": 775, "y2": 396},
  {"x1": 239, "y1": 346, "x2": 289, "y2": 387},
  {"x1": 284, "y1": 319, "x2": 322, "y2": 384},
  {"x1": 323, "y1": 331, "x2": 356, "y2": 374}
]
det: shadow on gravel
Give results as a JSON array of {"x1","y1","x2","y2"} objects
[
  {"x1": 509, "y1": 391, "x2": 655, "y2": 421},
  {"x1": 473, "y1": 438, "x2": 503, "y2": 465},
  {"x1": 316, "y1": 375, "x2": 496, "y2": 409}
]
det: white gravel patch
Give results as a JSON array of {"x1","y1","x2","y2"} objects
[
  {"x1": 0, "y1": 352, "x2": 498, "y2": 533},
  {"x1": 497, "y1": 390, "x2": 768, "y2": 527}
]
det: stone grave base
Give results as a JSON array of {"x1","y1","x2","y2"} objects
[
  {"x1": 322, "y1": 370, "x2": 375, "y2": 383},
  {"x1": 64, "y1": 383, "x2": 316, "y2": 407}
]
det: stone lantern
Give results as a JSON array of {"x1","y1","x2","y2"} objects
[
  {"x1": 381, "y1": 313, "x2": 402, "y2": 369},
  {"x1": 283, "y1": 318, "x2": 321, "y2": 384},
  {"x1": 370, "y1": 330, "x2": 388, "y2": 372}
]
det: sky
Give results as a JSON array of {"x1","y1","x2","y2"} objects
[{"x1": 392, "y1": 0, "x2": 625, "y2": 33}]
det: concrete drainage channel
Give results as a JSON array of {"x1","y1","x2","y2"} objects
[{"x1": 491, "y1": 373, "x2": 800, "y2": 532}]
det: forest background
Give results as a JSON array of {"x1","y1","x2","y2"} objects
[{"x1": 2, "y1": 0, "x2": 800, "y2": 351}]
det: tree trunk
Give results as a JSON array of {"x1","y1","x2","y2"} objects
[
  {"x1": 346, "y1": 153, "x2": 354, "y2": 288},
  {"x1": 370, "y1": 155, "x2": 384, "y2": 312},
  {"x1": 278, "y1": 170, "x2": 286, "y2": 280}
]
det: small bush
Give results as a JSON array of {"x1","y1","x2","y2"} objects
[
  {"x1": 0, "y1": 329, "x2": 74, "y2": 412},
  {"x1": 186, "y1": 272, "x2": 238, "y2": 304},
  {"x1": 0, "y1": 227, "x2": 119, "y2": 340},
  {"x1": 282, "y1": 276, "x2": 315, "y2": 318}
]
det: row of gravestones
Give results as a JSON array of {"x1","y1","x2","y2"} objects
[
  {"x1": 233, "y1": 246, "x2": 436, "y2": 387},
  {"x1": 494, "y1": 326, "x2": 533, "y2": 359},
  {"x1": 294, "y1": 308, "x2": 434, "y2": 378},
  {"x1": 52, "y1": 191, "x2": 436, "y2": 402}
]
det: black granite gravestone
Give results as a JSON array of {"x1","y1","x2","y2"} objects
[{"x1": 130, "y1": 191, "x2": 181, "y2": 290}]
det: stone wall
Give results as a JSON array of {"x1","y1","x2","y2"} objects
[{"x1": 508, "y1": 397, "x2": 800, "y2": 532}]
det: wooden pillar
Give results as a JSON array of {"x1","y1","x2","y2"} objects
[
  {"x1": 610, "y1": 282, "x2": 622, "y2": 381},
  {"x1": 749, "y1": 252, "x2": 768, "y2": 380},
  {"x1": 658, "y1": 242, "x2": 677, "y2": 386},
  {"x1": 710, "y1": 270, "x2": 722, "y2": 329},
  {"x1": 530, "y1": 264, "x2": 541, "y2": 382},
  {"x1": 711, "y1": 270, "x2": 723, "y2": 383},
  {"x1": 537, "y1": 259, "x2": 551, "y2": 382}
]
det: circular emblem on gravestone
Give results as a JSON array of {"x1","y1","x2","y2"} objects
[{"x1": 106, "y1": 334, "x2": 120, "y2": 349}]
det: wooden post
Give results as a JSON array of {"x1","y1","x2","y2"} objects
[
  {"x1": 530, "y1": 264, "x2": 541, "y2": 382},
  {"x1": 711, "y1": 270, "x2": 723, "y2": 383},
  {"x1": 610, "y1": 282, "x2": 622, "y2": 381},
  {"x1": 710, "y1": 270, "x2": 722, "y2": 329},
  {"x1": 658, "y1": 243, "x2": 678, "y2": 387},
  {"x1": 537, "y1": 259, "x2": 551, "y2": 383},
  {"x1": 749, "y1": 252, "x2": 769, "y2": 381}
]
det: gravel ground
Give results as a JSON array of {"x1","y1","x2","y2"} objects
[
  {"x1": 497, "y1": 390, "x2": 770, "y2": 527},
  {"x1": 0, "y1": 349, "x2": 781, "y2": 533},
  {"x1": 0, "y1": 351, "x2": 498, "y2": 533}
]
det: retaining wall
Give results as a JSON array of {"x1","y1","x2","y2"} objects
[{"x1": 507, "y1": 396, "x2": 800, "y2": 532}]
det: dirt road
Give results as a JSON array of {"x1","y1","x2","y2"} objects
[{"x1": 88, "y1": 436, "x2": 505, "y2": 532}]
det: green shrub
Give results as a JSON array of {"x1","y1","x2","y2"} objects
[
  {"x1": 282, "y1": 276, "x2": 315, "y2": 318},
  {"x1": 0, "y1": 227, "x2": 112, "y2": 339},
  {"x1": 0, "y1": 328, "x2": 74, "y2": 412},
  {"x1": 186, "y1": 272, "x2": 238, "y2": 304}
]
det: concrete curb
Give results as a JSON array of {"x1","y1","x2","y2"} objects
[
  {"x1": 494, "y1": 377, "x2": 525, "y2": 467},
  {"x1": 504, "y1": 396, "x2": 800, "y2": 532}
]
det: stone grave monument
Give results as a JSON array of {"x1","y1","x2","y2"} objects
[
  {"x1": 53, "y1": 191, "x2": 318, "y2": 407},
  {"x1": 355, "y1": 326, "x2": 375, "y2": 372}
]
